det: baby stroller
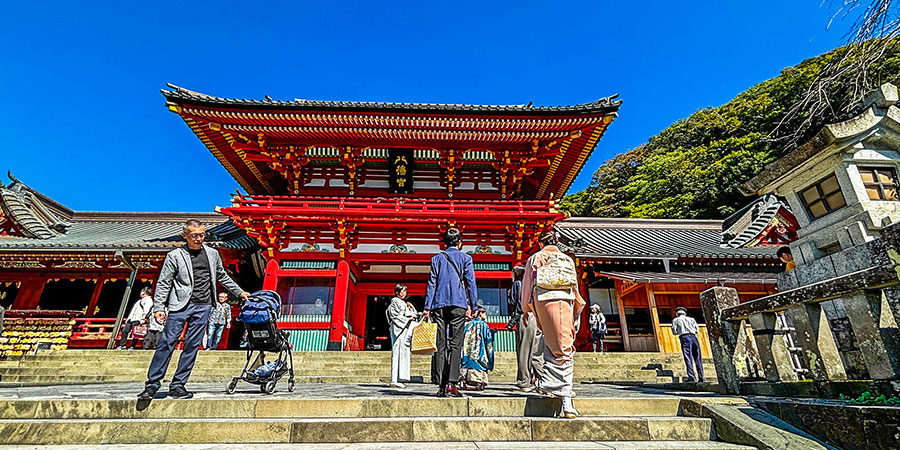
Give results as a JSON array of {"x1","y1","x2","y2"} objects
[{"x1": 225, "y1": 290, "x2": 295, "y2": 394}]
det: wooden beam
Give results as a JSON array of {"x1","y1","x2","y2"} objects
[
  {"x1": 646, "y1": 285, "x2": 662, "y2": 352},
  {"x1": 614, "y1": 280, "x2": 631, "y2": 351}
]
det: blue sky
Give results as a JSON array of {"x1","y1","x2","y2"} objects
[{"x1": 0, "y1": 1, "x2": 854, "y2": 212}]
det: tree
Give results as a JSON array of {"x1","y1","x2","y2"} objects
[{"x1": 559, "y1": 41, "x2": 900, "y2": 219}]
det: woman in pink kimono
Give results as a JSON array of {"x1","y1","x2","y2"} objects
[{"x1": 521, "y1": 228, "x2": 585, "y2": 418}]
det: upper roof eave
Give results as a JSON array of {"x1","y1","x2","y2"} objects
[{"x1": 162, "y1": 84, "x2": 623, "y2": 117}]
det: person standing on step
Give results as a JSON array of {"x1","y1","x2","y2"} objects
[
  {"x1": 588, "y1": 304, "x2": 607, "y2": 352},
  {"x1": 506, "y1": 264, "x2": 544, "y2": 392},
  {"x1": 116, "y1": 287, "x2": 153, "y2": 350},
  {"x1": 206, "y1": 292, "x2": 232, "y2": 350},
  {"x1": 143, "y1": 308, "x2": 166, "y2": 350},
  {"x1": 138, "y1": 219, "x2": 250, "y2": 401},
  {"x1": 671, "y1": 307, "x2": 704, "y2": 382},
  {"x1": 424, "y1": 228, "x2": 478, "y2": 397},
  {"x1": 521, "y1": 228, "x2": 586, "y2": 419},
  {"x1": 387, "y1": 283, "x2": 418, "y2": 388}
]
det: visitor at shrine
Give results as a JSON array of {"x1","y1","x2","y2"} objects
[
  {"x1": 777, "y1": 246, "x2": 796, "y2": 271},
  {"x1": 138, "y1": 220, "x2": 250, "y2": 401},
  {"x1": 0, "y1": 303, "x2": 5, "y2": 337},
  {"x1": 143, "y1": 308, "x2": 166, "y2": 350},
  {"x1": 506, "y1": 265, "x2": 544, "y2": 392},
  {"x1": 671, "y1": 307, "x2": 704, "y2": 383},
  {"x1": 588, "y1": 304, "x2": 607, "y2": 352},
  {"x1": 424, "y1": 227, "x2": 478, "y2": 398},
  {"x1": 461, "y1": 306, "x2": 494, "y2": 390},
  {"x1": 206, "y1": 292, "x2": 232, "y2": 350},
  {"x1": 521, "y1": 228, "x2": 585, "y2": 419},
  {"x1": 386, "y1": 283, "x2": 418, "y2": 388},
  {"x1": 116, "y1": 287, "x2": 153, "y2": 350}
]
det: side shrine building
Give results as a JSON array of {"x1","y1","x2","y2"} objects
[{"x1": 0, "y1": 85, "x2": 780, "y2": 355}]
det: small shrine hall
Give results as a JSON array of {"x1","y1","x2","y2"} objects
[{"x1": 0, "y1": 85, "x2": 782, "y2": 354}]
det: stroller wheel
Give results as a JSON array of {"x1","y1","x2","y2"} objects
[
  {"x1": 263, "y1": 380, "x2": 277, "y2": 395},
  {"x1": 225, "y1": 380, "x2": 237, "y2": 395},
  {"x1": 287, "y1": 380, "x2": 295, "y2": 393}
]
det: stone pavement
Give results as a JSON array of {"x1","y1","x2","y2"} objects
[{"x1": 0, "y1": 381, "x2": 719, "y2": 401}]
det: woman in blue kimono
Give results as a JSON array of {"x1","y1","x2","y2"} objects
[{"x1": 461, "y1": 306, "x2": 494, "y2": 390}]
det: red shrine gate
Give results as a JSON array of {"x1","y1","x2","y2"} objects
[{"x1": 163, "y1": 84, "x2": 621, "y2": 350}]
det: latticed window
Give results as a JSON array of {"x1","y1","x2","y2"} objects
[
  {"x1": 859, "y1": 167, "x2": 899, "y2": 201},
  {"x1": 800, "y1": 174, "x2": 846, "y2": 219}
]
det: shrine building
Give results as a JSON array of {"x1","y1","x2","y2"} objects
[{"x1": 0, "y1": 85, "x2": 781, "y2": 355}]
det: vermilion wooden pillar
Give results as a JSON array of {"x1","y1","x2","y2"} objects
[
  {"x1": 262, "y1": 258, "x2": 279, "y2": 291},
  {"x1": 85, "y1": 278, "x2": 105, "y2": 318},
  {"x1": 13, "y1": 277, "x2": 45, "y2": 309},
  {"x1": 328, "y1": 260, "x2": 351, "y2": 351}
]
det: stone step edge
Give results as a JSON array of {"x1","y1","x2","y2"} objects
[
  {"x1": 0, "y1": 416, "x2": 714, "y2": 445},
  {"x1": 0, "y1": 397, "x2": 685, "y2": 420}
]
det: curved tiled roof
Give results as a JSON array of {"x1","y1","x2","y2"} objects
[
  {"x1": 0, "y1": 218, "x2": 257, "y2": 252},
  {"x1": 163, "y1": 84, "x2": 623, "y2": 116},
  {"x1": 557, "y1": 218, "x2": 777, "y2": 260}
]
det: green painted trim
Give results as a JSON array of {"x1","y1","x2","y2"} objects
[{"x1": 280, "y1": 260, "x2": 337, "y2": 270}]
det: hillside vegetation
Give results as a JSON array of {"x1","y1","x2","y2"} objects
[{"x1": 560, "y1": 43, "x2": 900, "y2": 219}]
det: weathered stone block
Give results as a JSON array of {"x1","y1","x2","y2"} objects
[
  {"x1": 530, "y1": 417, "x2": 649, "y2": 441},
  {"x1": 291, "y1": 418, "x2": 414, "y2": 443},
  {"x1": 795, "y1": 255, "x2": 837, "y2": 286},
  {"x1": 700, "y1": 287, "x2": 743, "y2": 394},
  {"x1": 645, "y1": 417, "x2": 713, "y2": 441},
  {"x1": 785, "y1": 303, "x2": 847, "y2": 381},
  {"x1": 843, "y1": 290, "x2": 900, "y2": 379},
  {"x1": 413, "y1": 417, "x2": 531, "y2": 442},
  {"x1": 165, "y1": 419, "x2": 291, "y2": 443},
  {"x1": 748, "y1": 312, "x2": 799, "y2": 382},
  {"x1": 776, "y1": 270, "x2": 799, "y2": 292}
]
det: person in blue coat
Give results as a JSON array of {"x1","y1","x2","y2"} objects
[{"x1": 423, "y1": 228, "x2": 478, "y2": 397}]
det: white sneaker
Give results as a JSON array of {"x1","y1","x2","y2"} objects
[
  {"x1": 389, "y1": 383, "x2": 406, "y2": 389},
  {"x1": 561, "y1": 396, "x2": 579, "y2": 419}
]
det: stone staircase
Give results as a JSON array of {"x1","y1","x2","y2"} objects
[
  {"x1": 0, "y1": 350, "x2": 717, "y2": 385},
  {"x1": 0, "y1": 395, "x2": 750, "y2": 448}
]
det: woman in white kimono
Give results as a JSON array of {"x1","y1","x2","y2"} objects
[{"x1": 386, "y1": 283, "x2": 418, "y2": 388}]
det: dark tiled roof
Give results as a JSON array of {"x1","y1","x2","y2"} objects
[
  {"x1": 162, "y1": 83, "x2": 623, "y2": 116},
  {"x1": 0, "y1": 217, "x2": 255, "y2": 252},
  {"x1": 557, "y1": 218, "x2": 777, "y2": 260},
  {"x1": 595, "y1": 269, "x2": 777, "y2": 285},
  {"x1": 721, "y1": 195, "x2": 797, "y2": 249}
]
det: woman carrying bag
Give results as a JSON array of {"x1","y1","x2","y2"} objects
[
  {"x1": 386, "y1": 283, "x2": 419, "y2": 388},
  {"x1": 521, "y1": 228, "x2": 586, "y2": 419}
]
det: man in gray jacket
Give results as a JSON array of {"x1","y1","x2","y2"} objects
[{"x1": 138, "y1": 220, "x2": 249, "y2": 400}]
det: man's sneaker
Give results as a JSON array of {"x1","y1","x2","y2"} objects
[
  {"x1": 389, "y1": 382, "x2": 406, "y2": 389},
  {"x1": 115, "y1": 346, "x2": 125, "y2": 350},
  {"x1": 137, "y1": 385, "x2": 158, "y2": 400},
  {"x1": 561, "y1": 396, "x2": 579, "y2": 419},
  {"x1": 167, "y1": 386, "x2": 194, "y2": 399}
]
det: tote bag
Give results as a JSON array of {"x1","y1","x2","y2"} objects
[{"x1": 411, "y1": 320, "x2": 438, "y2": 354}]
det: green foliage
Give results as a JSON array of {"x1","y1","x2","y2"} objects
[
  {"x1": 560, "y1": 41, "x2": 900, "y2": 219},
  {"x1": 839, "y1": 391, "x2": 900, "y2": 406}
]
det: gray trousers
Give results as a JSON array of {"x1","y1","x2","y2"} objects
[
  {"x1": 145, "y1": 302, "x2": 211, "y2": 390},
  {"x1": 515, "y1": 312, "x2": 545, "y2": 388}
]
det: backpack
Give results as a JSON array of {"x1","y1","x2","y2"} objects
[{"x1": 534, "y1": 252, "x2": 577, "y2": 301}]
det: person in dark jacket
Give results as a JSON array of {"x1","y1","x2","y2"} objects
[{"x1": 424, "y1": 228, "x2": 478, "y2": 397}]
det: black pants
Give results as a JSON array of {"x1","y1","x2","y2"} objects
[
  {"x1": 118, "y1": 321, "x2": 140, "y2": 348},
  {"x1": 143, "y1": 330, "x2": 162, "y2": 349},
  {"x1": 432, "y1": 306, "x2": 467, "y2": 388}
]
